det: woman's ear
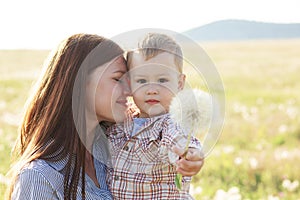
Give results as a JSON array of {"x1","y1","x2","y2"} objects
[{"x1": 178, "y1": 74, "x2": 186, "y2": 90}]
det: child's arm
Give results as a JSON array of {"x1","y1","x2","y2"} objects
[{"x1": 161, "y1": 116, "x2": 204, "y2": 176}]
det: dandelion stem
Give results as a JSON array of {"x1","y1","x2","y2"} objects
[
  {"x1": 182, "y1": 122, "x2": 194, "y2": 158},
  {"x1": 176, "y1": 122, "x2": 194, "y2": 190}
]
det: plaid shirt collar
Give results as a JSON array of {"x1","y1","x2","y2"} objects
[{"x1": 107, "y1": 113, "x2": 171, "y2": 142}]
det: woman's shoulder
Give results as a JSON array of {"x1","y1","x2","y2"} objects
[
  {"x1": 12, "y1": 159, "x2": 64, "y2": 199},
  {"x1": 18, "y1": 159, "x2": 64, "y2": 190},
  {"x1": 21, "y1": 159, "x2": 62, "y2": 173},
  {"x1": 18, "y1": 160, "x2": 52, "y2": 185},
  {"x1": 21, "y1": 159, "x2": 50, "y2": 171}
]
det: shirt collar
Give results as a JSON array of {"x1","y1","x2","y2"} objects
[
  {"x1": 110, "y1": 113, "x2": 170, "y2": 141},
  {"x1": 45, "y1": 153, "x2": 77, "y2": 172}
]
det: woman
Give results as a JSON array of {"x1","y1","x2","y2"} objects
[{"x1": 6, "y1": 33, "x2": 203, "y2": 199}]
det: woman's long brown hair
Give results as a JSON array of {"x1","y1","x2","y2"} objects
[{"x1": 6, "y1": 34, "x2": 123, "y2": 199}]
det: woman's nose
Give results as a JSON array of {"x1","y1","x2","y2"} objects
[
  {"x1": 119, "y1": 76, "x2": 131, "y2": 96},
  {"x1": 122, "y1": 82, "x2": 131, "y2": 96}
]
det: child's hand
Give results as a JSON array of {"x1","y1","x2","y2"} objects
[{"x1": 172, "y1": 146, "x2": 204, "y2": 176}]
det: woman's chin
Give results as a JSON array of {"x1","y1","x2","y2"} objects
[{"x1": 111, "y1": 109, "x2": 127, "y2": 123}]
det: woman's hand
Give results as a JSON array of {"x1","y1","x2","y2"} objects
[{"x1": 172, "y1": 146, "x2": 205, "y2": 176}]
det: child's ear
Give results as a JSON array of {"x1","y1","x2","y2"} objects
[{"x1": 178, "y1": 74, "x2": 186, "y2": 90}]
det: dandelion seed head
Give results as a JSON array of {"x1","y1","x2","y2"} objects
[{"x1": 169, "y1": 89, "x2": 213, "y2": 134}]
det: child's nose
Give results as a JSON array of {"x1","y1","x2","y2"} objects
[{"x1": 146, "y1": 84, "x2": 159, "y2": 95}]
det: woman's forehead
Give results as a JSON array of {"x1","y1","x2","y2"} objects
[
  {"x1": 89, "y1": 56, "x2": 126, "y2": 77},
  {"x1": 107, "y1": 56, "x2": 127, "y2": 72}
]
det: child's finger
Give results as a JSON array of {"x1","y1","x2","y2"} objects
[
  {"x1": 185, "y1": 148, "x2": 204, "y2": 161},
  {"x1": 176, "y1": 159, "x2": 204, "y2": 176},
  {"x1": 172, "y1": 146, "x2": 186, "y2": 157}
]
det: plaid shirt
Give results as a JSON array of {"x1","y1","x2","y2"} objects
[{"x1": 106, "y1": 113, "x2": 201, "y2": 199}]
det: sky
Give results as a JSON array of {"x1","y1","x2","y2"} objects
[{"x1": 1, "y1": 0, "x2": 300, "y2": 49}]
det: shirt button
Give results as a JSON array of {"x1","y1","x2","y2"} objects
[
  {"x1": 123, "y1": 145, "x2": 129, "y2": 151},
  {"x1": 114, "y1": 176, "x2": 119, "y2": 181},
  {"x1": 112, "y1": 131, "x2": 118, "y2": 135}
]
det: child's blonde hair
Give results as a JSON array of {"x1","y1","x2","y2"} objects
[{"x1": 127, "y1": 33, "x2": 183, "y2": 73}]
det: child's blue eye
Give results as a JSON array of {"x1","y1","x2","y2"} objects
[
  {"x1": 158, "y1": 78, "x2": 168, "y2": 83},
  {"x1": 137, "y1": 79, "x2": 147, "y2": 84}
]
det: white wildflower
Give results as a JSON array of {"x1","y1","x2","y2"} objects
[
  {"x1": 234, "y1": 157, "x2": 243, "y2": 166},
  {"x1": 249, "y1": 157, "x2": 258, "y2": 169},
  {"x1": 0, "y1": 101, "x2": 6, "y2": 109},
  {"x1": 227, "y1": 186, "x2": 240, "y2": 196},
  {"x1": 278, "y1": 124, "x2": 288, "y2": 133},
  {"x1": 223, "y1": 145, "x2": 235, "y2": 154},
  {"x1": 286, "y1": 106, "x2": 298, "y2": 119},
  {"x1": 282, "y1": 179, "x2": 299, "y2": 192},
  {"x1": 214, "y1": 187, "x2": 241, "y2": 200},
  {"x1": 169, "y1": 89, "x2": 212, "y2": 135},
  {"x1": 214, "y1": 189, "x2": 227, "y2": 200},
  {"x1": 267, "y1": 195, "x2": 280, "y2": 200},
  {"x1": 190, "y1": 184, "x2": 203, "y2": 196},
  {"x1": 2, "y1": 112, "x2": 22, "y2": 126},
  {"x1": 0, "y1": 173, "x2": 10, "y2": 185}
]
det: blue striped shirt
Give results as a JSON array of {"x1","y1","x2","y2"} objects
[{"x1": 12, "y1": 131, "x2": 113, "y2": 200}]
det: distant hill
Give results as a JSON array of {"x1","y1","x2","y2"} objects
[{"x1": 183, "y1": 19, "x2": 300, "y2": 41}]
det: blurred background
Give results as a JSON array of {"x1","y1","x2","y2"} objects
[{"x1": 1, "y1": 0, "x2": 299, "y2": 199}]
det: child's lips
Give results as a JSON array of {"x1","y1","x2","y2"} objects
[{"x1": 145, "y1": 99, "x2": 160, "y2": 105}]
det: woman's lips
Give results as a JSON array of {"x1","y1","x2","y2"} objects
[
  {"x1": 145, "y1": 99, "x2": 159, "y2": 105},
  {"x1": 116, "y1": 99, "x2": 127, "y2": 106}
]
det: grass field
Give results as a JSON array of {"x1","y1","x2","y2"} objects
[{"x1": 0, "y1": 40, "x2": 300, "y2": 199}]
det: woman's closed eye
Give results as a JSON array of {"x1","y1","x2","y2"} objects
[{"x1": 113, "y1": 77, "x2": 123, "y2": 83}]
